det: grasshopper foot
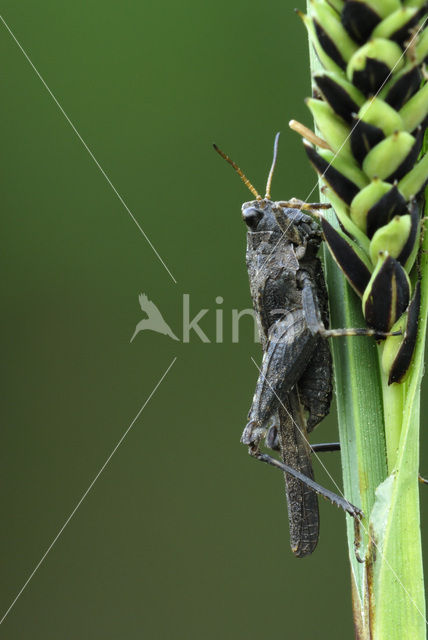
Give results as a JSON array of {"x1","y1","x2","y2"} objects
[{"x1": 241, "y1": 420, "x2": 266, "y2": 446}]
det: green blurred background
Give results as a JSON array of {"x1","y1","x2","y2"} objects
[{"x1": 1, "y1": 1, "x2": 427, "y2": 638}]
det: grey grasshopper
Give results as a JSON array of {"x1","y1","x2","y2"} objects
[{"x1": 214, "y1": 134, "x2": 397, "y2": 557}]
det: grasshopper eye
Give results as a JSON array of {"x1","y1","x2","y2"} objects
[{"x1": 243, "y1": 208, "x2": 263, "y2": 230}]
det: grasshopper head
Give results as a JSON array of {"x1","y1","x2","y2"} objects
[
  {"x1": 214, "y1": 134, "x2": 322, "y2": 251},
  {"x1": 242, "y1": 199, "x2": 322, "y2": 252},
  {"x1": 242, "y1": 199, "x2": 278, "y2": 232}
]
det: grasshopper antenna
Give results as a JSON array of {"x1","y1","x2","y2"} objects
[
  {"x1": 265, "y1": 131, "x2": 280, "y2": 200},
  {"x1": 213, "y1": 144, "x2": 262, "y2": 200}
]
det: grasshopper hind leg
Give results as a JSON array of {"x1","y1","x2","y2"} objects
[
  {"x1": 264, "y1": 335, "x2": 333, "y2": 454},
  {"x1": 248, "y1": 444, "x2": 362, "y2": 517},
  {"x1": 298, "y1": 339, "x2": 333, "y2": 432},
  {"x1": 277, "y1": 398, "x2": 320, "y2": 557}
]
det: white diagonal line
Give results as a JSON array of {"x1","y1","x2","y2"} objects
[
  {"x1": 0, "y1": 356, "x2": 177, "y2": 625},
  {"x1": 250, "y1": 356, "x2": 427, "y2": 625},
  {"x1": 0, "y1": 13, "x2": 177, "y2": 285}
]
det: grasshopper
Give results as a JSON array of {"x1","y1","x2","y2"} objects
[{"x1": 214, "y1": 134, "x2": 396, "y2": 557}]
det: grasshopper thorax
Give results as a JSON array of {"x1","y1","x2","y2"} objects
[{"x1": 242, "y1": 199, "x2": 322, "y2": 255}]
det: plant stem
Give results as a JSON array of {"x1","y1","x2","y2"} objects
[
  {"x1": 322, "y1": 145, "x2": 427, "y2": 640},
  {"x1": 307, "y1": 8, "x2": 427, "y2": 637},
  {"x1": 379, "y1": 368, "x2": 403, "y2": 472},
  {"x1": 323, "y1": 236, "x2": 387, "y2": 637}
]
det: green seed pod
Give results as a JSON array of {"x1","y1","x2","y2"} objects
[
  {"x1": 321, "y1": 217, "x2": 373, "y2": 296},
  {"x1": 310, "y1": 0, "x2": 359, "y2": 66},
  {"x1": 298, "y1": 10, "x2": 345, "y2": 74},
  {"x1": 358, "y1": 97, "x2": 404, "y2": 136},
  {"x1": 362, "y1": 131, "x2": 418, "y2": 181},
  {"x1": 369, "y1": 215, "x2": 411, "y2": 264},
  {"x1": 381, "y1": 314, "x2": 406, "y2": 380},
  {"x1": 314, "y1": 71, "x2": 364, "y2": 124},
  {"x1": 350, "y1": 179, "x2": 407, "y2": 235},
  {"x1": 341, "y1": 2, "x2": 382, "y2": 44},
  {"x1": 398, "y1": 150, "x2": 428, "y2": 199},
  {"x1": 403, "y1": 0, "x2": 426, "y2": 8},
  {"x1": 327, "y1": 0, "x2": 345, "y2": 13},
  {"x1": 382, "y1": 65, "x2": 423, "y2": 110},
  {"x1": 399, "y1": 82, "x2": 428, "y2": 133},
  {"x1": 350, "y1": 117, "x2": 385, "y2": 164},
  {"x1": 304, "y1": 142, "x2": 361, "y2": 204},
  {"x1": 306, "y1": 98, "x2": 354, "y2": 161},
  {"x1": 317, "y1": 148, "x2": 369, "y2": 189},
  {"x1": 347, "y1": 38, "x2": 404, "y2": 94},
  {"x1": 395, "y1": 200, "x2": 421, "y2": 272},
  {"x1": 322, "y1": 185, "x2": 371, "y2": 252},
  {"x1": 349, "y1": 0, "x2": 401, "y2": 20},
  {"x1": 381, "y1": 282, "x2": 421, "y2": 384},
  {"x1": 415, "y1": 25, "x2": 428, "y2": 64},
  {"x1": 371, "y1": 6, "x2": 424, "y2": 44},
  {"x1": 362, "y1": 252, "x2": 410, "y2": 332}
]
